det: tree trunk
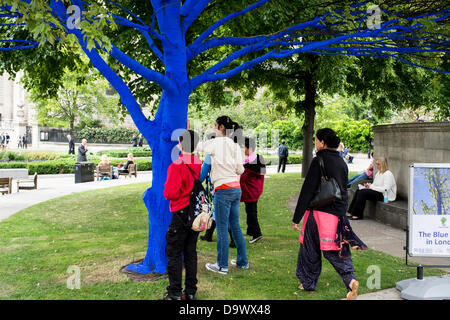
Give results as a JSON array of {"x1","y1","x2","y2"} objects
[
  {"x1": 301, "y1": 59, "x2": 317, "y2": 178},
  {"x1": 124, "y1": 5, "x2": 189, "y2": 274},
  {"x1": 124, "y1": 90, "x2": 189, "y2": 274}
]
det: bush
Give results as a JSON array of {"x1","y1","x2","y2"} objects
[
  {"x1": 263, "y1": 154, "x2": 302, "y2": 165},
  {"x1": 74, "y1": 127, "x2": 147, "y2": 144},
  {"x1": 0, "y1": 158, "x2": 152, "y2": 174},
  {"x1": 0, "y1": 150, "x2": 63, "y2": 161},
  {"x1": 98, "y1": 147, "x2": 152, "y2": 158}
]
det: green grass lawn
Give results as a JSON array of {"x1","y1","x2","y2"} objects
[{"x1": 0, "y1": 173, "x2": 444, "y2": 300}]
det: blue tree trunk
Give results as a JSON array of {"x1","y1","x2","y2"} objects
[{"x1": 125, "y1": 2, "x2": 190, "y2": 274}]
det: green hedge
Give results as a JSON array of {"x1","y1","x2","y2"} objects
[
  {"x1": 98, "y1": 147, "x2": 152, "y2": 158},
  {"x1": 0, "y1": 158, "x2": 152, "y2": 175},
  {"x1": 74, "y1": 127, "x2": 148, "y2": 144},
  {"x1": 263, "y1": 154, "x2": 302, "y2": 165}
]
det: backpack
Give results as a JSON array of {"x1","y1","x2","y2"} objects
[{"x1": 182, "y1": 160, "x2": 213, "y2": 232}]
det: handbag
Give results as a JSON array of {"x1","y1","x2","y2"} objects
[
  {"x1": 308, "y1": 156, "x2": 342, "y2": 209},
  {"x1": 181, "y1": 160, "x2": 213, "y2": 232}
]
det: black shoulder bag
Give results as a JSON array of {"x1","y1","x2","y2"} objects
[
  {"x1": 308, "y1": 156, "x2": 342, "y2": 209},
  {"x1": 181, "y1": 160, "x2": 208, "y2": 228}
]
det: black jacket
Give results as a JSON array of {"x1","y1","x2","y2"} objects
[
  {"x1": 292, "y1": 149, "x2": 348, "y2": 224},
  {"x1": 77, "y1": 144, "x2": 88, "y2": 162},
  {"x1": 68, "y1": 139, "x2": 75, "y2": 154}
]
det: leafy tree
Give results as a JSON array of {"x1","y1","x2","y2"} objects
[
  {"x1": 1, "y1": 0, "x2": 448, "y2": 275},
  {"x1": 32, "y1": 67, "x2": 120, "y2": 132}
]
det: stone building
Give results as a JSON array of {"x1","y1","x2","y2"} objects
[{"x1": 0, "y1": 72, "x2": 39, "y2": 148}]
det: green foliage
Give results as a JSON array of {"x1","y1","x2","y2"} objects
[
  {"x1": 0, "y1": 158, "x2": 152, "y2": 174},
  {"x1": 333, "y1": 119, "x2": 373, "y2": 152},
  {"x1": 74, "y1": 127, "x2": 142, "y2": 144},
  {"x1": 0, "y1": 150, "x2": 63, "y2": 161},
  {"x1": 31, "y1": 66, "x2": 120, "y2": 130},
  {"x1": 98, "y1": 147, "x2": 152, "y2": 158}
]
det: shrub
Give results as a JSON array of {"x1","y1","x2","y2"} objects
[
  {"x1": 263, "y1": 154, "x2": 302, "y2": 165},
  {"x1": 74, "y1": 127, "x2": 148, "y2": 144},
  {"x1": 0, "y1": 158, "x2": 152, "y2": 174},
  {"x1": 98, "y1": 147, "x2": 152, "y2": 158}
]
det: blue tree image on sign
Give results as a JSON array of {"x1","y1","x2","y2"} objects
[{"x1": 413, "y1": 168, "x2": 450, "y2": 216}]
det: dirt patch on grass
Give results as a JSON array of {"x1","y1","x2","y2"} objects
[{"x1": 119, "y1": 259, "x2": 168, "y2": 282}]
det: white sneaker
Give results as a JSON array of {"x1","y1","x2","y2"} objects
[
  {"x1": 205, "y1": 262, "x2": 228, "y2": 274},
  {"x1": 249, "y1": 235, "x2": 263, "y2": 244},
  {"x1": 230, "y1": 259, "x2": 249, "y2": 269}
]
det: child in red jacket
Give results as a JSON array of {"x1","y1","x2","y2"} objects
[
  {"x1": 163, "y1": 130, "x2": 202, "y2": 300},
  {"x1": 240, "y1": 137, "x2": 266, "y2": 243}
]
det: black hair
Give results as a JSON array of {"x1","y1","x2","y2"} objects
[
  {"x1": 216, "y1": 116, "x2": 243, "y2": 144},
  {"x1": 178, "y1": 130, "x2": 199, "y2": 153},
  {"x1": 216, "y1": 116, "x2": 240, "y2": 133},
  {"x1": 316, "y1": 128, "x2": 341, "y2": 149},
  {"x1": 244, "y1": 136, "x2": 256, "y2": 151}
]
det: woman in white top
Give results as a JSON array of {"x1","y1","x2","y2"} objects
[
  {"x1": 196, "y1": 116, "x2": 248, "y2": 274},
  {"x1": 347, "y1": 157, "x2": 397, "y2": 220}
]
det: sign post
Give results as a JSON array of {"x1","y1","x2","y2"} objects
[{"x1": 396, "y1": 163, "x2": 450, "y2": 300}]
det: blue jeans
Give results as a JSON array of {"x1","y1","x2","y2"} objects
[
  {"x1": 214, "y1": 188, "x2": 248, "y2": 269},
  {"x1": 347, "y1": 172, "x2": 369, "y2": 188}
]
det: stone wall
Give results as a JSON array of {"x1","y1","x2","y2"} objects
[{"x1": 373, "y1": 122, "x2": 450, "y2": 199}]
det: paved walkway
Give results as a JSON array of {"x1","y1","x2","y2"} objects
[{"x1": 0, "y1": 172, "x2": 153, "y2": 222}]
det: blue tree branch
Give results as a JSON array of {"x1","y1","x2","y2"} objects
[
  {"x1": 109, "y1": 44, "x2": 176, "y2": 95},
  {"x1": 181, "y1": 0, "x2": 211, "y2": 34},
  {"x1": 189, "y1": 0, "x2": 270, "y2": 49},
  {"x1": 180, "y1": 0, "x2": 201, "y2": 17}
]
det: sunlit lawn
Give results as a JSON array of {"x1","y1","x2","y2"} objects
[{"x1": 0, "y1": 173, "x2": 444, "y2": 300}]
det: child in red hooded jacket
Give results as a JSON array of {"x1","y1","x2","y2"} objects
[
  {"x1": 163, "y1": 130, "x2": 202, "y2": 301},
  {"x1": 240, "y1": 137, "x2": 266, "y2": 244}
]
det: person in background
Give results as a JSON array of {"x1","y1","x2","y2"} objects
[
  {"x1": 277, "y1": 140, "x2": 289, "y2": 173},
  {"x1": 68, "y1": 134, "x2": 75, "y2": 154},
  {"x1": 163, "y1": 129, "x2": 202, "y2": 301},
  {"x1": 346, "y1": 161, "x2": 374, "y2": 189},
  {"x1": 118, "y1": 153, "x2": 134, "y2": 173},
  {"x1": 240, "y1": 137, "x2": 266, "y2": 244},
  {"x1": 347, "y1": 157, "x2": 397, "y2": 220},
  {"x1": 343, "y1": 145, "x2": 354, "y2": 164},
  {"x1": 77, "y1": 139, "x2": 88, "y2": 162},
  {"x1": 22, "y1": 134, "x2": 27, "y2": 149},
  {"x1": 292, "y1": 128, "x2": 366, "y2": 300},
  {"x1": 338, "y1": 142, "x2": 345, "y2": 158},
  {"x1": 98, "y1": 154, "x2": 112, "y2": 181},
  {"x1": 138, "y1": 134, "x2": 144, "y2": 147},
  {"x1": 18, "y1": 135, "x2": 23, "y2": 149},
  {"x1": 132, "y1": 134, "x2": 138, "y2": 147}
]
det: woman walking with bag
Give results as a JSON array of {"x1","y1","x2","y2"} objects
[
  {"x1": 196, "y1": 116, "x2": 248, "y2": 274},
  {"x1": 292, "y1": 128, "x2": 367, "y2": 300}
]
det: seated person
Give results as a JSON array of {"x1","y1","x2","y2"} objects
[
  {"x1": 98, "y1": 154, "x2": 112, "y2": 180},
  {"x1": 343, "y1": 146, "x2": 354, "y2": 164},
  {"x1": 347, "y1": 161, "x2": 374, "y2": 188},
  {"x1": 118, "y1": 153, "x2": 134, "y2": 173},
  {"x1": 347, "y1": 157, "x2": 397, "y2": 220}
]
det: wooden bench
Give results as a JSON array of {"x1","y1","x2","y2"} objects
[
  {"x1": 95, "y1": 164, "x2": 113, "y2": 181},
  {"x1": 16, "y1": 173, "x2": 38, "y2": 191},
  {"x1": 118, "y1": 163, "x2": 137, "y2": 178},
  {"x1": 0, "y1": 177, "x2": 12, "y2": 195}
]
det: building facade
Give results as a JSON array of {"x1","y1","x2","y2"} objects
[{"x1": 0, "y1": 72, "x2": 39, "y2": 148}]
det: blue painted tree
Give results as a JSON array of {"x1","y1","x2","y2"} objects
[{"x1": 1, "y1": 0, "x2": 448, "y2": 274}]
